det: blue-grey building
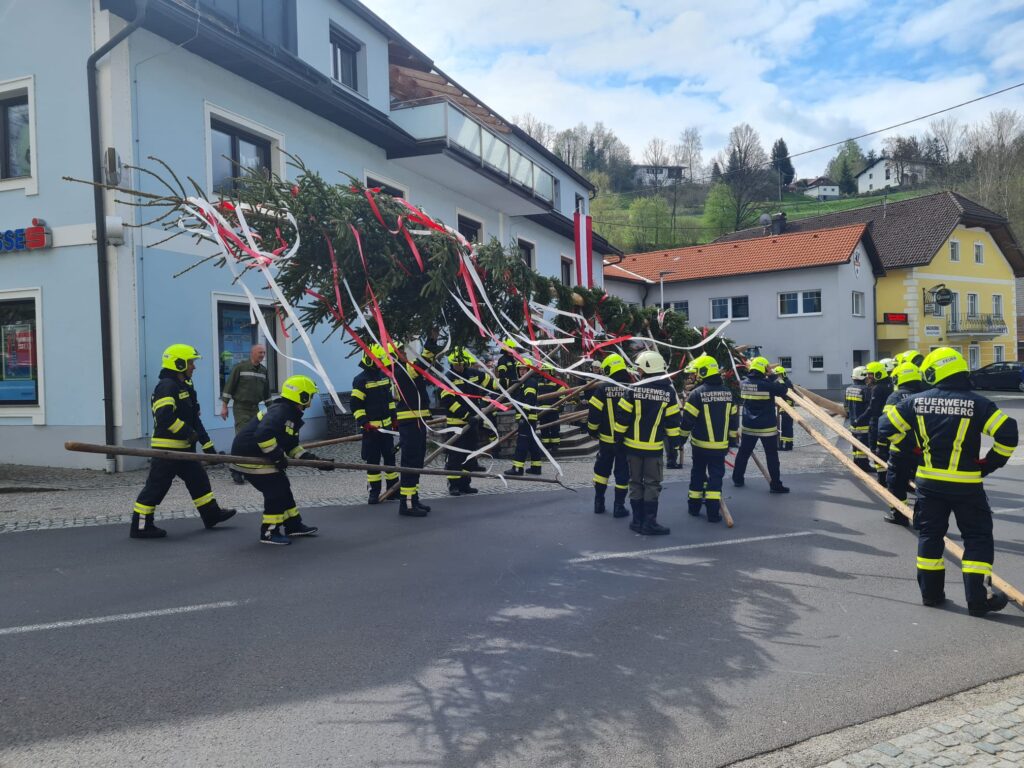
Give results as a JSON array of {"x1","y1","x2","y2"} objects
[{"x1": 0, "y1": 0, "x2": 618, "y2": 468}]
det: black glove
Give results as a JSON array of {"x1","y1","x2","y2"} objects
[
  {"x1": 977, "y1": 459, "x2": 993, "y2": 478},
  {"x1": 302, "y1": 452, "x2": 333, "y2": 471},
  {"x1": 273, "y1": 454, "x2": 288, "y2": 471},
  {"x1": 187, "y1": 430, "x2": 201, "y2": 446},
  {"x1": 202, "y1": 443, "x2": 217, "y2": 455}
]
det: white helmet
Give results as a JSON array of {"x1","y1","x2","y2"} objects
[
  {"x1": 635, "y1": 350, "x2": 667, "y2": 374},
  {"x1": 880, "y1": 357, "x2": 897, "y2": 373},
  {"x1": 852, "y1": 365, "x2": 867, "y2": 382}
]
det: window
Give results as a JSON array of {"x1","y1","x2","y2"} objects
[
  {"x1": 211, "y1": 119, "x2": 270, "y2": 195},
  {"x1": 365, "y1": 175, "x2": 406, "y2": 199},
  {"x1": 967, "y1": 293, "x2": 979, "y2": 318},
  {"x1": 853, "y1": 349, "x2": 869, "y2": 366},
  {"x1": 949, "y1": 240, "x2": 960, "y2": 262},
  {"x1": 974, "y1": 242, "x2": 984, "y2": 264},
  {"x1": 1, "y1": 94, "x2": 29, "y2": 180},
  {"x1": 560, "y1": 256, "x2": 573, "y2": 286},
  {"x1": 993, "y1": 294, "x2": 1003, "y2": 318},
  {"x1": 968, "y1": 345, "x2": 980, "y2": 371},
  {"x1": 868, "y1": 173, "x2": 873, "y2": 180},
  {"x1": 711, "y1": 296, "x2": 748, "y2": 321},
  {"x1": 809, "y1": 356, "x2": 824, "y2": 372},
  {"x1": 216, "y1": 301, "x2": 278, "y2": 394},
  {"x1": 517, "y1": 238, "x2": 535, "y2": 269},
  {"x1": 851, "y1": 291, "x2": 865, "y2": 317},
  {"x1": 670, "y1": 300, "x2": 689, "y2": 320},
  {"x1": 330, "y1": 29, "x2": 360, "y2": 91},
  {"x1": 994, "y1": 345, "x2": 1005, "y2": 363},
  {"x1": 778, "y1": 356, "x2": 792, "y2": 369},
  {"x1": 779, "y1": 289, "x2": 821, "y2": 317},
  {"x1": 885, "y1": 167, "x2": 891, "y2": 180},
  {"x1": 456, "y1": 214, "x2": 483, "y2": 244},
  {"x1": 0, "y1": 296, "x2": 39, "y2": 405}
]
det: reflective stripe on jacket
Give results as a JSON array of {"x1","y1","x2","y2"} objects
[
  {"x1": 614, "y1": 378, "x2": 682, "y2": 454},
  {"x1": 739, "y1": 371, "x2": 789, "y2": 436},
  {"x1": 150, "y1": 369, "x2": 211, "y2": 451},
  {"x1": 351, "y1": 368, "x2": 396, "y2": 428},
  {"x1": 587, "y1": 382, "x2": 628, "y2": 443},
  {"x1": 680, "y1": 379, "x2": 738, "y2": 450},
  {"x1": 231, "y1": 399, "x2": 307, "y2": 474}
]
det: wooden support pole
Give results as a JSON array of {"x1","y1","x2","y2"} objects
[
  {"x1": 774, "y1": 400, "x2": 1024, "y2": 610},
  {"x1": 788, "y1": 390, "x2": 888, "y2": 472},
  {"x1": 491, "y1": 409, "x2": 588, "y2": 449},
  {"x1": 794, "y1": 384, "x2": 846, "y2": 418},
  {"x1": 303, "y1": 417, "x2": 444, "y2": 449},
  {"x1": 719, "y1": 498, "x2": 735, "y2": 528},
  {"x1": 63, "y1": 442, "x2": 566, "y2": 487}
]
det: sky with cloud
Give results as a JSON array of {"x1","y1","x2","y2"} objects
[{"x1": 366, "y1": 0, "x2": 1024, "y2": 177}]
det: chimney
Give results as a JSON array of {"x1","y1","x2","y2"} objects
[{"x1": 771, "y1": 212, "x2": 787, "y2": 235}]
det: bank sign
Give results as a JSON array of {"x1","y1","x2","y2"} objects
[{"x1": 0, "y1": 219, "x2": 51, "y2": 253}]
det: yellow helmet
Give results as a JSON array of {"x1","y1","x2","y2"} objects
[
  {"x1": 361, "y1": 343, "x2": 391, "y2": 367},
  {"x1": 162, "y1": 343, "x2": 201, "y2": 372},
  {"x1": 688, "y1": 354, "x2": 720, "y2": 380},
  {"x1": 748, "y1": 356, "x2": 770, "y2": 375},
  {"x1": 503, "y1": 338, "x2": 518, "y2": 349},
  {"x1": 773, "y1": 365, "x2": 787, "y2": 376},
  {"x1": 515, "y1": 355, "x2": 535, "y2": 368},
  {"x1": 903, "y1": 349, "x2": 924, "y2": 367},
  {"x1": 894, "y1": 362, "x2": 922, "y2": 386},
  {"x1": 636, "y1": 350, "x2": 667, "y2": 374},
  {"x1": 601, "y1": 353, "x2": 627, "y2": 376},
  {"x1": 281, "y1": 374, "x2": 318, "y2": 407},
  {"x1": 865, "y1": 360, "x2": 888, "y2": 380},
  {"x1": 920, "y1": 347, "x2": 968, "y2": 385},
  {"x1": 447, "y1": 348, "x2": 476, "y2": 366}
]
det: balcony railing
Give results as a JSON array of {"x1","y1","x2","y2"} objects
[{"x1": 947, "y1": 313, "x2": 1008, "y2": 336}]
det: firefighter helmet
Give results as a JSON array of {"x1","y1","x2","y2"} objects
[
  {"x1": 866, "y1": 360, "x2": 888, "y2": 380},
  {"x1": 689, "y1": 354, "x2": 720, "y2": 381},
  {"x1": 636, "y1": 350, "x2": 667, "y2": 374},
  {"x1": 281, "y1": 375, "x2": 318, "y2": 407},
  {"x1": 773, "y1": 365, "x2": 787, "y2": 376},
  {"x1": 880, "y1": 357, "x2": 897, "y2": 373},
  {"x1": 601, "y1": 353, "x2": 627, "y2": 376},
  {"x1": 748, "y1": 356, "x2": 770, "y2": 374},
  {"x1": 515, "y1": 355, "x2": 535, "y2": 368},
  {"x1": 360, "y1": 343, "x2": 391, "y2": 368},
  {"x1": 894, "y1": 362, "x2": 922, "y2": 386},
  {"x1": 503, "y1": 338, "x2": 518, "y2": 349},
  {"x1": 162, "y1": 344, "x2": 201, "y2": 372},
  {"x1": 902, "y1": 349, "x2": 925, "y2": 366},
  {"x1": 447, "y1": 348, "x2": 476, "y2": 366},
  {"x1": 920, "y1": 347, "x2": 968, "y2": 385},
  {"x1": 852, "y1": 365, "x2": 868, "y2": 382}
]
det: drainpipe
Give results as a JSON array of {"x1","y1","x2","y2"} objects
[{"x1": 88, "y1": 0, "x2": 149, "y2": 472}]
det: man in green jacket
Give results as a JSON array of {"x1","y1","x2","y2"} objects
[{"x1": 220, "y1": 344, "x2": 271, "y2": 483}]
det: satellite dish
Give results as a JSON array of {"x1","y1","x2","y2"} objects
[{"x1": 759, "y1": 213, "x2": 772, "y2": 227}]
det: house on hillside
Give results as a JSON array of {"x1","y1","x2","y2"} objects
[
  {"x1": 633, "y1": 164, "x2": 686, "y2": 187},
  {"x1": 856, "y1": 156, "x2": 929, "y2": 194},
  {"x1": 0, "y1": 0, "x2": 620, "y2": 468},
  {"x1": 804, "y1": 177, "x2": 839, "y2": 201},
  {"x1": 715, "y1": 192, "x2": 1024, "y2": 367},
  {"x1": 604, "y1": 225, "x2": 883, "y2": 389}
]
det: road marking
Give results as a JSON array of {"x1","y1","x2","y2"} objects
[
  {"x1": 569, "y1": 531, "x2": 815, "y2": 564},
  {"x1": 0, "y1": 600, "x2": 242, "y2": 637}
]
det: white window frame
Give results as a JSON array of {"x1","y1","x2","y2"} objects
[
  {"x1": 968, "y1": 344, "x2": 980, "y2": 371},
  {"x1": 560, "y1": 255, "x2": 573, "y2": 285},
  {"x1": 949, "y1": 240, "x2": 960, "y2": 262},
  {"x1": 455, "y1": 208, "x2": 485, "y2": 245},
  {"x1": 363, "y1": 170, "x2": 408, "y2": 199},
  {"x1": 967, "y1": 292, "x2": 979, "y2": 318},
  {"x1": 0, "y1": 287, "x2": 45, "y2": 423},
  {"x1": 809, "y1": 355, "x2": 824, "y2": 372},
  {"x1": 516, "y1": 236, "x2": 536, "y2": 270},
  {"x1": 329, "y1": 25, "x2": 367, "y2": 98},
  {"x1": 710, "y1": 296, "x2": 749, "y2": 322},
  {"x1": 851, "y1": 290, "x2": 865, "y2": 317},
  {"x1": 994, "y1": 345, "x2": 1005, "y2": 363},
  {"x1": 0, "y1": 76, "x2": 38, "y2": 196},
  {"x1": 778, "y1": 356, "x2": 793, "y2": 369},
  {"x1": 992, "y1": 294, "x2": 1003, "y2": 318},
  {"x1": 210, "y1": 292, "x2": 290, "y2": 406},
  {"x1": 778, "y1": 289, "x2": 822, "y2": 318},
  {"x1": 974, "y1": 241, "x2": 984, "y2": 264},
  {"x1": 204, "y1": 102, "x2": 285, "y2": 196}
]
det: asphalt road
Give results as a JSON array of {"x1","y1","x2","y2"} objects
[{"x1": 2, "y1": 397, "x2": 1023, "y2": 768}]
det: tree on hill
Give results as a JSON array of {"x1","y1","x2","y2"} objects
[
  {"x1": 719, "y1": 123, "x2": 774, "y2": 231},
  {"x1": 826, "y1": 139, "x2": 866, "y2": 183},
  {"x1": 702, "y1": 182, "x2": 737, "y2": 238},
  {"x1": 883, "y1": 135, "x2": 923, "y2": 185},
  {"x1": 837, "y1": 157, "x2": 856, "y2": 195},
  {"x1": 770, "y1": 138, "x2": 796, "y2": 186},
  {"x1": 710, "y1": 160, "x2": 722, "y2": 182},
  {"x1": 627, "y1": 196, "x2": 673, "y2": 251},
  {"x1": 673, "y1": 127, "x2": 703, "y2": 182}
]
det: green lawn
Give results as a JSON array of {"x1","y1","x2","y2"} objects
[{"x1": 776, "y1": 188, "x2": 939, "y2": 221}]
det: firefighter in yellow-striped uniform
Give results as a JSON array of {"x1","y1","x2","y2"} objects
[
  {"x1": 845, "y1": 366, "x2": 872, "y2": 473},
  {"x1": 586, "y1": 353, "x2": 632, "y2": 517},
  {"x1": 391, "y1": 338, "x2": 438, "y2": 516},
  {"x1": 351, "y1": 344, "x2": 398, "y2": 505},
  {"x1": 537, "y1": 362, "x2": 565, "y2": 453},
  {"x1": 679, "y1": 354, "x2": 738, "y2": 524},
  {"x1": 772, "y1": 365, "x2": 795, "y2": 451},
  {"x1": 130, "y1": 344, "x2": 236, "y2": 539},
  {"x1": 732, "y1": 356, "x2": 791, "y2": 493},
  {"x1": 442, "y1": 349, "x2": 495, "y2": 494},
  {"x1": 231, "y1": 375, "x2": 329, "y2": 545},
  {"x1": 505, "y1": 357, "x2": 544, "y2": 476},
  {"x1": 878, "y1": 347, "x2": 1018, "y2": 616},
  {"x1": 880, "y1": 361, "x2": 925, "y2": 526}
]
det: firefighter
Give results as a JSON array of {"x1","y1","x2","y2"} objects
[
  {"x1": 855, "y1": 360, "x2": 893, "y2": 486},
  {"x1": 350, "y1": 344, "x2": 398, "y2": 505},
  {"x1": 231, "y1": 375, "x2": 327, "y2": 545},
  {"x1": 732, "y1": 356, "x2": 791, "y2": 493},
  {"x1": 881, "y1": 361, "x2": 926, "y2": 526},
  {"x1": 505, "y1": 357, "x2": 544, "y2": 476},
  {"x1": 613, "y1": 349, "x2": 682, "y2": 535},
  {"x1": 495, "y1": 339, "x2": 519, "y2": 391},
  {"x1": 538, "y1": 362, "x2": 565, "y2": 454},
  {"x1": 130, "y1": 344, "x2": 236, "y2": 539},
  {"x1": 443, "y1": 349, "x2": 495, "y2": 493},
  {"x1": 665, "y1": 374, "x2": 685, "y2": 469},
  {"x1": 586, "y1": 353, "x2": 631, "y2": 517},
  {"x1": 878, "y1": 347, "x2": 1018, "y2": 616},
  {"x1": 679, "y1": 354, "x2": 737, "y2": 524},
  {"x1": 391, "y1": 339, "x2": 437, "y2": 517},
  {"x1": 845, "y1": 366, "x2": 872, "y2": 474},
  {"x1": 772, "y1": 365, "x2": 795, "y2": 451}
]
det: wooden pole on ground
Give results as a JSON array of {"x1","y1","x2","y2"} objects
[
  {"x1": 787, "y1": 390, "x2": 889, "y2": 473},
  {"x1": 774, "y1": 400, "x2": 1024, "y2": 610},
  {"x1": 63, "y1": 442, "x2": 566, "y2": 487},
  {"x1": 491, "y1": 409, "x2": 588, "y2": 449},
  {"x1": 303, "y1": 417, "x2": 445, "y2": 449},
  {"x1": 719, "y1": 498, "x2": 735, "y2": 528},
  {"x1": 794, "y1": 384, "x2": 846, "y2": 418}
]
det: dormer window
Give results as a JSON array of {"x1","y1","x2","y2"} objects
[{"x1": 331, "y1": 29, "x2": 361, "y2": 92}]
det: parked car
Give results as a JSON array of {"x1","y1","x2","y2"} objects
[{"x1": 969, "y1": 361, "x2": 1024, "y2": 391}]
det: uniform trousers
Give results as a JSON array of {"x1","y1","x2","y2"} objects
[
  {"x1": 689, "y1": 446, "x2": 726, "y2": 518},
  {"x1": 627, "y1": 452, "x2": 663, "y2": 502},
  {"x1": 362, "y1": 430, "x2": 398, "y2": 487},
  {"x1": 914, "y1": 486, "x2": 994, "y2": 606},
  {"x1": 593, "y1": 442, "x2": 629, "y2": 494},
  {"x1": 244, "y1": 471, "x2": 300, "y2": 526},
  {"x1": 135, "y1": 453, "x2": 215, "y2": 516},
  {"x1": 539, "y1": 409, "x2": 560, "y2": 449},
  {"x1": 445, "y1": 421, "x2": 483, "y2": 481},
  {"x1": 778, "y1": 411, "x2": 794, "y2": 450},
  {"x1": 851, "y1": 425, "x2": 872, "y2": 473},
  {"x1": 731, "y1": 432, "x2": 781, "y2": 484},
  {"x1": 232, "y1": 403, "x2": 260, "y2": 433},
  {"x1": 511, "y1": 420, "x2": 543, "y2": 468},
  {"x1": 398, "y1": 421, "x2": 427, "y2": 498}
]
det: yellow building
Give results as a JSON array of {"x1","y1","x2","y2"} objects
[{"x1": 718, "y1": 192, "x2": 1024, "y2": 367}]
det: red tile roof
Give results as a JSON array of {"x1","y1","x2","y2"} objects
[{"x1": 605, "y1": 223, "x2": 874, "y2": 284}]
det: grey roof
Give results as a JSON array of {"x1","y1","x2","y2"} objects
[{"x1": 715, "y1": 191, "x2": 1024, "y2": 276}]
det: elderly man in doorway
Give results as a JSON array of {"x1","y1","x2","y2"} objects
[{"x1": 220, "y1": 344, "x2": 271, "y2": 484}]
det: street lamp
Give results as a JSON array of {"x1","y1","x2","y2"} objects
[{"x1": 659, "y1": 270, "x2": 672, "y2": 309}]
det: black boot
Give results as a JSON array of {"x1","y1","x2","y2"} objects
[
  {"x1": 260, "y1": 523, "x2": 290, "y2": 546},
  {"x1": 769, "y1": 483, "x2": 790, "y2": 494},
  {"x1": 284, "y1": 516, "x2": 318, "y2": 537},
  {"x1": 640, "y1": 501, "x2": 670, "y2": 535},
  {"x1": 129, "y1": 512, "x2": 167, "y2": 539},
  {"x1": 526, "y1": 464, "x2": 542, "y2": 476},
  {"x1": 687, "y1": 497, "x2": 702, "y2": 516},
  {"x1": 504, "y1": 466, "x2": 524, "y2": 476},
  {"x1": 883, "y1": 508, "x2": 909, "y2": 526},
  {"x1": 200, "y1": 502, "x2": 236, "y2": 529},
  {"x1": 593, "y1": 490, "x2": 607, "y2": 514},
  {"x1": 459, "y1": 477, "x2": 479, "y2": 495},
  {"x1": 612, "y1": 488, "x2": 629, "y2": 518},
  {"x1": 398, "y1": 496, "x2": 428, "y2": 517},
  {"x1": 968, "y1": 592, "x2": 1009, "y2": 617},
  {"x1": 629, "y1": 499, "x2": 645, "y2": 533},
  {"x1": 368, "y1": 480, "x2": 382, "y2": 505},
  {"x1": 412, "y1": 494, "x2": 431, "y2": 513},
  {"x1": 230, "y1": 468, "x2": 245, "y2": 485}
]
